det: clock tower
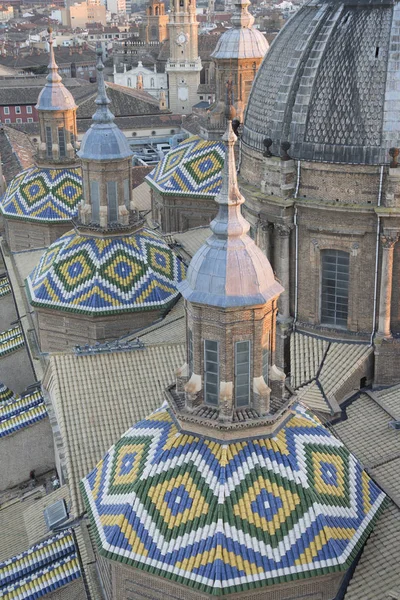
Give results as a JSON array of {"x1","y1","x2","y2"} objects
[{"x1": 166, "y1": 0, "x2": 202, "y2": 114}]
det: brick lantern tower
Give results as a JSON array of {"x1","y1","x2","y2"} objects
[{"x1": 175, "y1": 117, "x2": 285, "y2": 428}]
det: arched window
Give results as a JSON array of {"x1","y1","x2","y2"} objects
[
  {"x1": 107, "y1": 181, "x2": 118, "y2": 224},
  {"x1": 45, "y1": 126, "x2": 52, "y2": 158},
  {"x1": 150, "y1": 77, "x2": 155, "y2": 87},
  {"x1": 321, "y1": 250, "x2": 349, "y2": 327},
  {"x1": 58, "y1": 127, "x2": 66, "y2": 157},
  {"x1": 127, "y1": 77, "x2": 132, "y2": 87},
  {"x1": 235, "y1": 341, "x2": 251, "y2": 407},
  {"x1": 90, "y1": 180, "x2": 100, "y2": 223},
  {"x1": 204, "y1": 340, "x2": 219, "y2": 406}
]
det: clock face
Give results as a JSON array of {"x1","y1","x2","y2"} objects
[{"x1": 176, "y1": 32, "x2": 187, "y2": 45}]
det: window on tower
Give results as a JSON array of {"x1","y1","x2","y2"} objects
[
  {"x1": 46, "y1": 126, "x2": 52, "y2": 158},
  {"x1": 204, "y1": 340, "x2": 219, "y2": 406},
  {"x1": 90, "y1": 180, "x2": 100, "y2": 223},
  {"x1": 235, "y1": 341, "x2": 251, "y2": 407},
  {"x1": 58, "y1": 127, "x2": 66, "y2": 158},
  {"x1": 321, "y1": 249, "x2": 349, "y2": 327},
  {"x1": 107, "y1": 181, "x2": 118, "y2": 224}
]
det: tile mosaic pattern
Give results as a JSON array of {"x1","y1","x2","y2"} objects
[
  {"x1": 0, "y1": 529, "x2": 81, "y2": 600},
  {"x1": 0, "y1": 381, "x2": 15, "y2": 403},
  {"x1": 0, "y1": 325, "x2": 24, "y2": 357},
  {"x1": 26, "y1": 228, "x2": 185, "y2": 315},
  {"x1": 0, "y1": 276, "x2": 11, "y2": 298},
  {"x1": 147, "y1": 136, "x2": 225, "y2": 197},
  {"x1": 0, "y1": 166, "x2": 82, "y2": 222},
  {"x1": 0, "y1": 389, "x2": 47, "y2": 438},
  {"x1": 81, "y1": 403, "x2": 386, "y2": 595}
]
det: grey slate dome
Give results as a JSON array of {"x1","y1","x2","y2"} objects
[
  {"x1": 242, "y1": 0, "x2": 400, "y2": 164},
  {"x1": 78, "y1": 48, "x2": 132, "y2": 162},
  {"x1": 211, "y1": 0, "x2": 269, "y2": 60},
  {"x1": 36, "y1": 29, "x2": 76, "y2": 112}
]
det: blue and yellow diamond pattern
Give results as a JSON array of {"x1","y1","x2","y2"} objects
[
  {"x1": 0, "y1": 166, "x2": 82, "y2": 222},
  {"x1": 26, "y1": 228, "x2": 185, "y2": 315},
  {"x1": 147, "y1": 136, "x2": 225, "y2": 197},
  {"x1": 81, "y1": 403, "x2": 386, "y2": 595}
]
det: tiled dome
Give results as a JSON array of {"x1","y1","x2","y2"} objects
[
  {"x1": 243, "y1": 0, "x2": 400, "y2": 164},
  {"x1": 81, "y1": 402, "x2": 386, "y2": 596},
  {"x1": 26, "y1": 228, "x2": 186, "y2": 315},
  {"x1": 0, "y1": 166, "x2": 82, "y2": 223},
  {"x1": 146, "y1": 136, "x2": 225, "y2": 197}
]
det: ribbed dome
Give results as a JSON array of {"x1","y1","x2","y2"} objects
[
  {"x1": 242, "y1": 0, "x2": 400, "y2": 164},
  {"x1": 78, "y1": 48, "x2": 132, "y2": 162},
  {"x1": 36, "y1": 30, "x2": 76, "y2": 113},
  {"x1": 211, "y1": 27, "x2": 269, "y2": 60},
  {"x1": 0, "y1": 166, "x2": 82, "y2": 223},
  {"x1": 81, "y1": 402, "x2": 386, "y2": 596},
  {"x1": 26, "y1": 229, "x2": 185, "y2": 315}
]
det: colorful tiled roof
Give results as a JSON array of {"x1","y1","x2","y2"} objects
[
  {"x1": 0, "y1": 382, "x2": 15, "y2": 402},
  {"x1": 26, "y1": 228, "x2": 185, "y2": 315},
  {"x1": 0, "y1": 325, "x2": 24, "y2": 357},
  {"x1": 0, "y1": 529, "x2": 81, "y2": 600},
  {"x1": 146, "y1": 136, "x2": 225, "y2": 197},
  {"x1": 0, "y1": 166, "x2": 82, "y2": 223},
  {"x1": 0, "y1": 276, "x2": 11, "y2": 298},
  {"x1": 81, "y1": 403, "x2": 386, "y2": 596},
  {"x1": 0, "y1": 389, "x2": 47, "y2": 438}
]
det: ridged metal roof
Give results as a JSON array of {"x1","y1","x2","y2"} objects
[{"x1": 243, "y1": 0, "x2": 400, "y2": 164}]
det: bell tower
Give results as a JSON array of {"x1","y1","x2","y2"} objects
[
  {"x1": 166, "y1": 0, "x2": 202, "y2": 114},
  {"x1": 145, "y1": 0, "x2": 168, "y2": 42}
]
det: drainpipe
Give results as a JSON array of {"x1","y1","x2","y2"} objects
[
  {"x1": 293, "y1": 160, "x2": 301, "y2": 329},
  {"x1": 370, "y1": 164, "x2": 384, "y2": 345}
]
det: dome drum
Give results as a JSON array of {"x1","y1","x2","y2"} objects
[
  {"x1": 79, "y1": 156, "x2": 133, "y2": 229},
  {"x1": 170, "y1": 299, "x2": 282, "y2": 436}
]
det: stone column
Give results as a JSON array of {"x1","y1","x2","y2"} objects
[
  {"x1": 378, "y1": 233, "x2": 398, "y2": 338},
  {"x1": 274, "y1": 223, "x2": 292, "y2": 371},
  {"x1": 257, "y1": 222, "x2": 272, "y2": 259},
  {"x1": 274, "y1": 223, "x2": 292, "y2": 320}
]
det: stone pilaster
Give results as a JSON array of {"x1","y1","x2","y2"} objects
[{"x1": 377, "y1": 232, "x2": 398, "y2": 338}]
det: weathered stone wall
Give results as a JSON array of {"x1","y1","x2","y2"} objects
[
  {"x1": 374, "y1": 337, "x2": 400, "y2": 386},
  {"x1": 295, "y1": 203, "x2": 376, "y2": 334},
  {"x1": 35, "y1": 307, "x2": 160, "y2": 353},
  {"x1": 111, "y1": 560, "x2": 344, "y2": 600},
  {"x1": 0, "y1": 417, "x2": 54, "y2": 491},
  {"x1": 4, "y1": 219, "x2": 71, "y2": 252},
  {"x1": 151, "y1": 189, "x2": 217, "y2": 233}
]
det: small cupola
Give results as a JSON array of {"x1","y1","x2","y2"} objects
[
  {"x1": 77, "y1": 48, "x2": 134, "y2": 230},
  {"x1": 167, "y1": 118, "x2": 285, "y2": 439},
  {"x1": 36, "y1": 28, "x2": 78, "y2": 165}
]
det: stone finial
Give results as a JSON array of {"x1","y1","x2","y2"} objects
[
  {"x1": 92, "y1": 46, "x2": 114, "y2": 125},
  {"x1": 263, "y1": 137, "x2": 273, "y2": 157},
  {"x1": 46, "y1": 27, "x2": 62, "y2": 85},
  {"x1": 389, "y1": 147, "x2": 399, "y2": 168}
]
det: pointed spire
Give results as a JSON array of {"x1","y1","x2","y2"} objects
[
  {"x1": 46, "y1": 27, "x2": 62, "y2": 84},
  {"x1": 210, "y1": 113, "x2": 250, "y2": 241},
  {"x1": 92, "y1": 46, "x2": 114, "y2": 125}
]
